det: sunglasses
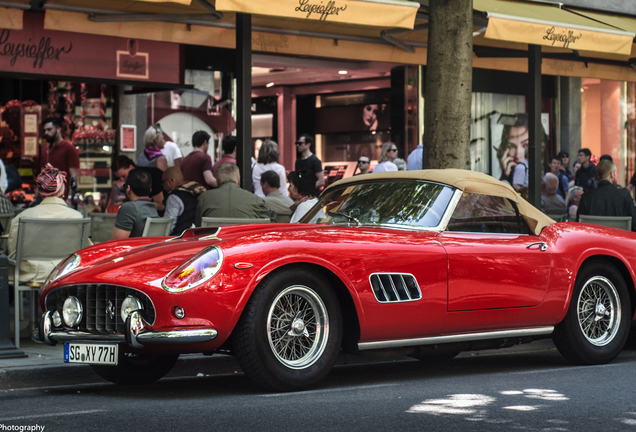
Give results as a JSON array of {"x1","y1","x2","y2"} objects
[
  {"x1": 295, "y1": 141, "x2": 305, "y2": 146},
  {"x1": 358, "y1": 160, "x2": 369, "y2": 164},
  {"x1": 388, "y1": 148, "x2": 398, "y2": 152}
]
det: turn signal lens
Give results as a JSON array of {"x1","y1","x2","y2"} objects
[
  {"x1": 162, "y1": 246, "x2": 223, "y2": 292},
  {"x1": 44, "y1": 253, "x2": 81, "y2": 289}
]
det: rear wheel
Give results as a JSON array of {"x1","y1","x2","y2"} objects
[
  {"x1": 90, "y1": 351, "x2": 179, "y2": 385},
  {"x1": 553, "y1": 261, "x2": 630, "y2": 365},
  {"x1": 233, "y1": 268, "x2": 342, "y2": 391}
]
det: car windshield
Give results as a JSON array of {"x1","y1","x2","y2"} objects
[{"x1": 300, "y1": 180, "x2": 455, "y2": 229}]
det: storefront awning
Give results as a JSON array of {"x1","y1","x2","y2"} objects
[
  {"x1": 0, "y1": 6, "x2": 24, "y2": 30},
  {"x1": 215, "y1": 0, "x2": 419, "y2": 29},
  {"x1": 476, "y1": 0, "x2": 635, "y2": 56}
]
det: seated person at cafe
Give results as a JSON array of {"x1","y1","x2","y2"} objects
[
  {"x1": 111, "y1": 155, "x2": 164, "y2": 214},
  {"x1": 260, "y1": 170, "x2": 293, "y2": 216},
  {"x1": 111, "y1": 169, "x2": 158, "y2": 240},
  {"x1": 541, "y1": 172, "x2": 566, "y2": 215},
  {"x1": 7, "y1": 164, "x2": 84, "y2": 284},
  {"x1": 162, "y1": 166, "x2": 206, "y2": 236},
  {"x1": 195, "y1": 162, "x2": 271, "y2": 226}
]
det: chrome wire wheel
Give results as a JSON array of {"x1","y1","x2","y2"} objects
[
  {"x1": 577, "y1": 276, "x2": 621, "y2": 347},
  {"x1": 267, "y1": 285, "x2": 329, "y2": 369}
]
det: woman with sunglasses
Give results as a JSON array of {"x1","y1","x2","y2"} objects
[{"x1": 373, "y1": 142, "x2": 399, "y2": 173}]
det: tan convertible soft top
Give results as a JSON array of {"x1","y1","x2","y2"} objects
[{"x1": 327, "y1": 169, "x2": 553, "y2": 235}]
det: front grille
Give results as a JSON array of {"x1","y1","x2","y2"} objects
[
  {"x1": 45, "y1": 284, "x2": 156, "y2": 334},
  {"x1": 370, "y1": 274, "x2": 421, "y2": 303}
]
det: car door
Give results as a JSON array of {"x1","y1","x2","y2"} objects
[{"x1": 437, "y1": 193, "x2": 551, "y2": 311}]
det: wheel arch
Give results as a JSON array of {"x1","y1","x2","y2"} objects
[
  {"x1": 576, "y1": 255, "x2": 636, "y2": 320},
  {"x1": 226, "y1": 262, "x2": 361, "y2": 353}
]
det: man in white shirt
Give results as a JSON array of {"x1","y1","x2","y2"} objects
[
  {"x1": 156, "y1": 124, "x2": 182, "y2": 168},
  {"x1": 407, "y1": 141, "x2": 423, "y2": 171}
]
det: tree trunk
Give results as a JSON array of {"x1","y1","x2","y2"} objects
[{"x1": 422, "y1": 0, "x2": 473, "y2": 170}]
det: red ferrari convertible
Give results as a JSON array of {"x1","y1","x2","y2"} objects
[{"x1": 36, "y1": 169, "x2": 636, "y2": 391}]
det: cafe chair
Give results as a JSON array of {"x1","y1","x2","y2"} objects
[
  {"x1": 142, "y1": 217, "x2": 175, "y2": 237},
  {"x1": 578, "y1": 214, "x2": 632, "y2": 231},
  {"x1": 200, "y1": 217, "x2": 271, "y2": 227},
  {"x1": 275, "y1": 213, "x2": 292, "y2": 223},
  {"x1": 12, "y1": 217, "x2": 90, "y2": 348},
  {"x1": 89, "y1": 213, "x2": 118, "y2": 243},
  {"x1": 0, "y1": 212, "x2": 15, "y2": 254}
]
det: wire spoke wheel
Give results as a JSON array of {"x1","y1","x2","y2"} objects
[
  {"x1": 267, "y1": 285, "x2": 329, "y2": 369},
  {"x1": 577, "y1": 276, "x2": 621, "y2": 346}
]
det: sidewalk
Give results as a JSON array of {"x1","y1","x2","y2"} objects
[{"x1": 0, "y1": 337, "x2": 558, "y2": 390}]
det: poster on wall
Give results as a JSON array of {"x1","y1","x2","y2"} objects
[
  {"x1": 120, "y1": 125, "x2": 136, "y2": 152},
  {"x1": 490, "y1": 113, "x2": 550, "y2": 187}
]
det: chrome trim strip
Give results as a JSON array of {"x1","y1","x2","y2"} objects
[
  {"x1": 368, "y1": 272, "x2": 422, "y2": 303},
  {"x1": 137, "y1": 329, "x2": 218, "y2": 344},
  {"x1": 357, "y1": 326, "x2": 554, "y2": 351},
  {"x1": 43, "y1": 310, "x2": 218, "y2": 346},
  {"x1": 437, "y1": 188, "x2": 463, "y2": 231}
]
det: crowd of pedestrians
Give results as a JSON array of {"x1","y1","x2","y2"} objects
[{"x1": 535, "y1": 149, "x2": 636, "y2": 231}]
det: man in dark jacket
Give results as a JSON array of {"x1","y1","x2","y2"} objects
[
  {"x1": 577, "y1": 160, "x2": 636, "y2": 231},
  {"x1": 575, "y1": 148, "x2": 596, "y2": 193},
  {"x1": 162, "y1": 166, "x2": 206, "y2": 235}
]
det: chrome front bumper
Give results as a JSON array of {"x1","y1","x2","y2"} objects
[{"x1": 36, "y1": 310, "x2": 218, "y2": 349}]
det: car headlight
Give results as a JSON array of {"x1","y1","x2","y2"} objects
[
  {"x1": 62, "y1": 296, "x2": 83, "y2": 327},
  {"x1": 121, "y1": 296, "x2": 144, "y2": 322},
  {"x1": 162, "y1": 246, "x2": 223, "y2": 292},
  {"x1": 44, "y1": 253, "x2": 81, "y2": 289}
]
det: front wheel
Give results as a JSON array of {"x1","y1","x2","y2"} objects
[
  {"x1": 553, "y1": 261, "x2": 631, "y2": 365},
  {"x1": 90, "y1": 351, "x2": 179, "y2": 385},
  {"x1": 233, "y1": 268, "x2": 342, "y2": 391}
]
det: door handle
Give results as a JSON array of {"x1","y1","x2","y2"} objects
[{"x1": 526, "y1": 242, "x2": 547, "y2": 251}]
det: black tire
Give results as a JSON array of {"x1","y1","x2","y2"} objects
[
  {"x1": 90, "y1": 351, "x2": 179, "y2": 385},
  {"x1": 233, "y1": 268, "x2": 343, "y2": 391},
  {"x1": 553, "y1": 261, "x2": 631, "y2": 365}
]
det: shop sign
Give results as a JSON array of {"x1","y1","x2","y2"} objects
[
  {"x1": 215, "y1": 0, "x2": 419, "y2": 29},
  {"x1": 484, "y1": 16, "x2": 633, "y2": 56},
  {"x1": 0, "y1": 12, "x2": 181, "y2": 84}
]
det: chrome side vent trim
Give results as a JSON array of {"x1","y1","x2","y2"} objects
[{"x1": 370, "y1": 273, "x2": 421, "y2": 303}]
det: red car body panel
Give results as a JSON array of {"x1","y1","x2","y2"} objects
[{"x1": 40, "y1": 218, "x2": 636, "y2": 354}]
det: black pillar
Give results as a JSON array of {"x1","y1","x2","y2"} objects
[
  {"x1": 528, "y1": 45, "x2": 542, "y2": 208},
  {"x1": 236, "y1": 13, "x2": 252, "y2": 191}
]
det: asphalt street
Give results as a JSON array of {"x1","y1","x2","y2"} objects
[{"x1": 2, "y1": 343, "x2": 636, "y2": 432}]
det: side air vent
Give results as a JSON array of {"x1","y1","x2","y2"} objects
[{"x1": 370, "y1": 274, "x2": 421, "y2": 303}]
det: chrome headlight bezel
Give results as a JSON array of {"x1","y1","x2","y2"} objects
[
  {"x1": 62, "y1": 296, "x2": 83, "y2": 327},
  {"x1": 162, "y1": 246, "x2": 224, "y2": 293},
  {"x1": 120, "y1": 295, "x2": 144, "y2": 322},
  {"x1": 44, "y1": 253, "x2": 81, "y2": 289}
]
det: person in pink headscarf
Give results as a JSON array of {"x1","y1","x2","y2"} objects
[{"x1": 7, "y1": 164, "x2": 84, "y2": 284}]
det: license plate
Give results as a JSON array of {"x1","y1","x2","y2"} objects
[{"x1": 64, "y1": 343, "x2": 118, "y2": 365}]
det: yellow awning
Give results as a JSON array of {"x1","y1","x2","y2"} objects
[
  {"x1": 0, "y1": 7, "x2": 24, "y2": 30},
  {"x1": 476, "y1": 0, "x2": 635, "y2": 56},
  {"x1": 215, "y1": 0, "x2": 419, "y2": 29}
]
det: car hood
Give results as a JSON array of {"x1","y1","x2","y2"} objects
[{"x1": 44, "y1": 223, "x2": 438, "y2": 294}]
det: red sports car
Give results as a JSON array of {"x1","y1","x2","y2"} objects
[{"x1": 36, "y1": 169, "x2": 636, "y2": 391}]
